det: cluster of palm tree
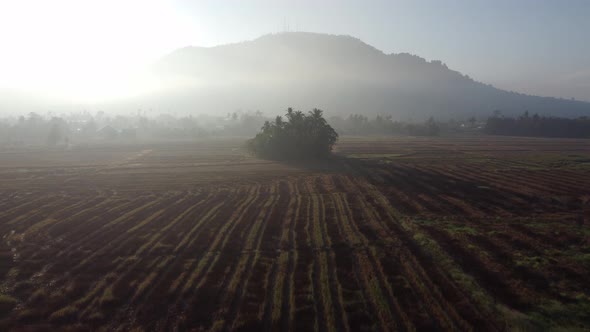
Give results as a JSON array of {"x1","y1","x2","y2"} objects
[{"x1": 247, "y1": 107, "x2": 338, "y2": 159}]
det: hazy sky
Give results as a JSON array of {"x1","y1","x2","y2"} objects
[{"x1": 0, "y1": 0, "x2": 588, "y2": 102}]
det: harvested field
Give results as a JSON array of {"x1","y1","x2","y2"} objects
[{"x1": 1, "y1": 136, "x2": 589, "y2": 331}]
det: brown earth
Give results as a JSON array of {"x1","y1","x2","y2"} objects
[{"x1": 0, "y1": 136, "x2": 589, "y2": 331}]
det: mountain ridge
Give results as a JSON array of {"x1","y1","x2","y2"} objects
[{"x1": 150, "y1": 32, "x2": 590, "y2": 119}]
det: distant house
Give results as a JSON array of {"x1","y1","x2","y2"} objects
[{"x1": 97, "y1": 125, "x2": 119, "y2": 140}]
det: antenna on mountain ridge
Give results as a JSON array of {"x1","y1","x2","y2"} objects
[{"x1": 282, "y1": 17, "x2": 292, "y2": 32}]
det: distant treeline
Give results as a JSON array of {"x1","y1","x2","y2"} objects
[
  {"x1": 328, "y1": 114, "x2": 479, "y2": 136},
  {"x1": 1, "y1": 111, "x2": 484, "y2": 147},
  {"x1": 0, "y1": 111, "x2": 269, "y2": 146},
  {"x1": 484, "y1": 111, "x2": 590, "y2": 138}
]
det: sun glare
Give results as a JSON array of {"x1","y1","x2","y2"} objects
[{"x1": 0, "y1": 0, "x2": 196, "y2": 102}]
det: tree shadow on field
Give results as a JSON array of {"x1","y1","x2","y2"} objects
[
  {"x1": 269, "y1": 153, "x2": 377, "y2": 177},
  {"x1": 270, "y1": 150, "x2": 590, "y2": 217}
]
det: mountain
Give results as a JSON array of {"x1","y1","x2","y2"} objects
[{"x1": 151, "y1": 32, "x2": 590, "y2": 120}]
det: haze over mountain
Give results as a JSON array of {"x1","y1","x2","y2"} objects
[
  {"x1": 2, "y1": 32, "x2": 589, "y2": 120},
  {"x1": 149, "y1": 32, "x2": 590, "y2": 120}
]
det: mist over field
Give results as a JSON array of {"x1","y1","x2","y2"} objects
[{"x1": 1, "y1": 1, "x2": 590, "y2": 331}]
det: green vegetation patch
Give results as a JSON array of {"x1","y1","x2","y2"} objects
[
  {"x1": 544, "y1": 154, "x2": 590, "y2": 169},
  {"x1": 0, "y1": 294, "x2": 17, "y2": 315},
  {"x1": 49, "y1": 305, "x2": 79, "y2": 323},
  {"x1": 446, "y1": 224, "x2": 478, "y2": 235},
  {"x1": 506, "y1": 297, "x2": 590, "y2": 331},
  {"x1": 573, "y1": 253, "x2": 590, "y2": 268},
  {"x1": 514, "y1": 255, "x2": 549, "y2": 270},
  {"x1": 99, "y1": 286, "x2": 116, "y2": 307},
  {"x1": 412, "y1": 219, "x2": 478, "y2": 235},
  {"x1": 410, "y1": 232, "x2": 494, "y2": 310}
]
